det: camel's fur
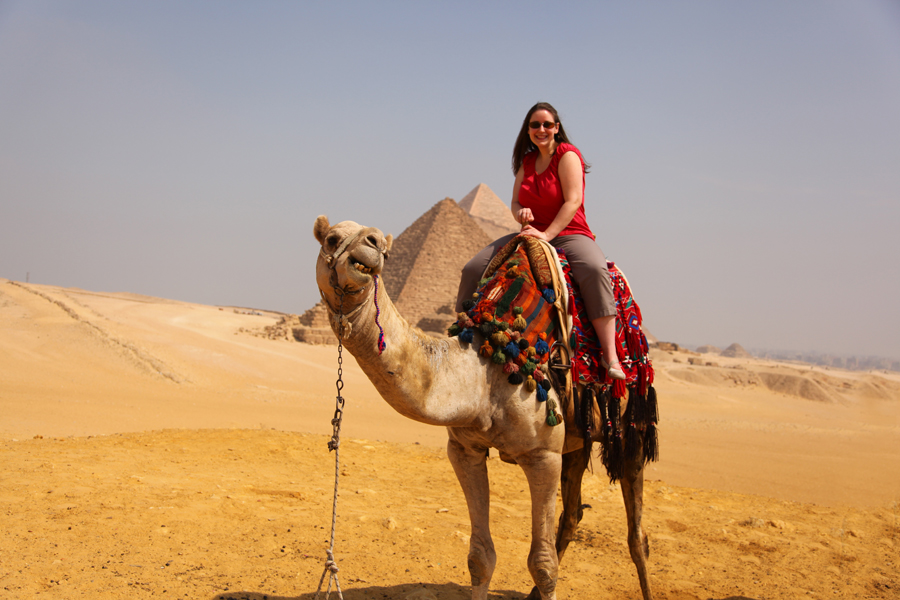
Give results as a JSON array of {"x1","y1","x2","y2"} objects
[{"x1": 313, "y1": 216, "x2": 652, "y2": 600}]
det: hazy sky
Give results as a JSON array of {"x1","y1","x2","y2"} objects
[{"x1": 1, "y1": 1, "x2": 898, "y2": 359}]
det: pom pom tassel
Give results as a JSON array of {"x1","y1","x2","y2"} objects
[
  {"x1": 536, "y1": 384, "x2": 548, "y2": 402},
  {"x1": 525, "y1": 375, "x2": 537, "y2": 392},
  {"x1": 459, "y1": 328, "x2": 474, "y2": 344}
]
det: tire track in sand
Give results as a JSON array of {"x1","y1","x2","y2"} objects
[{"x1": 7, "y1": 281, "x2": 183, "y2": 383}]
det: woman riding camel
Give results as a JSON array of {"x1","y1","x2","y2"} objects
[{"x1": 456, "y1": 101, "x2": 625, "y2": 380}]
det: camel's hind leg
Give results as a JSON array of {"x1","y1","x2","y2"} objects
[
  {"x1": 447, "y1": 439, "x2": 496, "y2": 600},
  {"x1": 621, "y1": 455, "x2": 653, "y2": 600},
  {"x1": 555, "y1": 449, "x2": 590, "y2": 563}
]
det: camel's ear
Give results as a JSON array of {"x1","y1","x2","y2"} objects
[
  {"x1": 384, "y1": 234, "x2": 393, "y2": 255},
  {"x1": 313, "y1": 215, "x2": 331, "y2": 245}
]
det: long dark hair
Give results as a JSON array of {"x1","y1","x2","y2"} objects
[{"x1": 511, "y1": 102, "x2": 590, "y2": 175}]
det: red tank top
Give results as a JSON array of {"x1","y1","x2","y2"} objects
[{"x1": 518, "y1": 142, "x2": 595, "y2": 240}]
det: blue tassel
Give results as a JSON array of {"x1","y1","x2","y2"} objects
[
  {"x1": 536, "y1": 385, "x2": 548, "y2": 402},
  {"x1": 504, "y1": 341, "x2": 521, "y2": 358},
  {"x1": 535, "y1": 338, "x2": 549, "y2": 355},
  {"x1": 542, "y1": 287, "x2": 556, "y2": 303},
  {"x1": 459, "y1": 328, "x2": 474, "y2": 344}
]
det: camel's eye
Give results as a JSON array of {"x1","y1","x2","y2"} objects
[{"x1": 326, "y1": 234, "x2": 339, "y2": 248}]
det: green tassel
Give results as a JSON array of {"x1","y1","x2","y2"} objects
[
  {"x1": 448, "y1": 323, "x2": 461, "y2": 337},
  {"x1": 492, "y1": 349, "x2": 506, "y2": 364}
]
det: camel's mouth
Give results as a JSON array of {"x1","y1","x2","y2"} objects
[{"x1": 349, "y1": 255, "x2": 377, "y2": 276}]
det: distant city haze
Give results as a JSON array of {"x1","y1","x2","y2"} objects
[{"x1": 1, "y1": 1, "x2": 898, "y2": 360}]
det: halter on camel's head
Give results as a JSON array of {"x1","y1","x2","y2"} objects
[{"x1": 314, "y1": 215, "x2": 393, "y2": 341}]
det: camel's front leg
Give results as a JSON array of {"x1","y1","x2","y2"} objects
[
  {"x1": 518, "y1": 449, "x2": 563, "y2": 600},
  {"x1": 621, "y1": 455, "x2": 653, "y2": 600},
  {"x1": 447, "y1": 439, "x2": 495, "y2": 600}
]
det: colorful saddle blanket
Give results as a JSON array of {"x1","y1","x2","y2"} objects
[{"x1": 449, "y1": 235, "x2": 654, "y2": 399}]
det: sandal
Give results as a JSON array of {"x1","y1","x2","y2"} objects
[{"x1": 601, "y1": 357, "x2": 626, "y2": 380}]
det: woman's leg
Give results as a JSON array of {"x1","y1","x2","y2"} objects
[
  {"x1": 455, "y1": 233, "x2": 518, "y2": 313},
  {"x1": 551, "y1": 235, "x2": 623, "y2": 373},
  {"x1": 591, "y1": 315, "x2": 621, "y2": 368}
]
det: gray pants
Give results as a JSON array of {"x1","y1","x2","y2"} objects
[{"x1": 455, "y1": 233, "x2": 616, "y2": 321}]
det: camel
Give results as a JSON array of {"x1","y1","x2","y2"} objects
[{"x1": 313, "y1": 215, "x2": 653, "y2": 600}]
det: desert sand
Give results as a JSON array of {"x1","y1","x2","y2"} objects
[{"x1": 1, "y1": 278, "x2": 898, "y2": 599}]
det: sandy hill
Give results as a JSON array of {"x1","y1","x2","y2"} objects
[
  {"x1": 458, "y1": 182, "x2": 520, "y2": 240},
  {"x1": 1, "y1": 278, "x2": 899, "y2": 598}
]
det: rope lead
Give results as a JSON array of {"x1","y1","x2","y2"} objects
[{"x1": 316, "y1": 285, "x2": 347, "y2": 600}]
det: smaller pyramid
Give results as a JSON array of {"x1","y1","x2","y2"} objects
[
  {"x1": 696, "y1": 345, "x2": 722, "y2": 354},
  {"x1": 721, "y1": 343, "x2": 751, "y2": 358},
  {"x1": 459, "y1": 183, "x2": 520, "y2": 240},
  {"x1": 292, "y1": 301, "x2": 337, "y2": 345}
]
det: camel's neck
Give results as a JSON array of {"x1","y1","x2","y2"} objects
[{"x1": 333, "y1": 277, "x2": 487, "y2": 428}]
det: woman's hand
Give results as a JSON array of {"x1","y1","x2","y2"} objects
[
  {"x1": 516, "y1": 207, "x2": 534, "y2": 226},
  {"x1": 520, "y1": 224, "x2": 550, "y2": 242}
]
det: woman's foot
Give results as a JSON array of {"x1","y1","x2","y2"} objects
[{"x1": 601, "y1": 357, "x2": 626, "y2": 380}]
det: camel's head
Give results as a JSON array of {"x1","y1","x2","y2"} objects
[{"x1": 314, "y1": 215, "x2": 393, "y2": 307}]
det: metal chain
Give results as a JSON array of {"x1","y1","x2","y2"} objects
[{"x1": 316, "y1": 285, "x2": 346, "y2": 600}]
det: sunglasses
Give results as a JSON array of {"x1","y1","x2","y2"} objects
[{"x1": 529, "y1": 121, "x2": 557, "y2": 130}]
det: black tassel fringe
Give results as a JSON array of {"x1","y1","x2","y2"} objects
[
  {"x1": 624, "y1": 388, "x2": 642, "y2": 466},
  {"x1": 599, "y1": 391, "x2": 624, "y2": 483},
  {"x1": 580, "y1": 386, "x2": 594, "y2": 468},
  {"x1": 643, "y1": 385, "x2": 660, "y2": 462}
]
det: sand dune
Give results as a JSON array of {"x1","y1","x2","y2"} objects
[{"x1": 1, "y1": 278, "x2": 898, "y2": 599}]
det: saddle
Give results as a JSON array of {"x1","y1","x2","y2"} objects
[{"x1": 449, "y1": 235, "x2": 659, "y2": 480}]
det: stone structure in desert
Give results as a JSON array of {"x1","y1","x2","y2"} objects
[
  {"x1": 294, "y1": 184, "x2": 514, "y2": 343},
  {"x1": 458, "y1": 183, "x2": 520, "y2": 240},
  {"x1": 721, "y1": 343, "x2": 752, "y2": 358}
]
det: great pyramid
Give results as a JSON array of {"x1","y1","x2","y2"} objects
[
  {"x1": 458, "y1": 183, "x2": 520, "y2": 240},
  {"x1": 381, "y1": 197, "x2": 492, "y2": 334},
  {"x1": 294, "y1": 185, "x2": 507, "y2": 343}
]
